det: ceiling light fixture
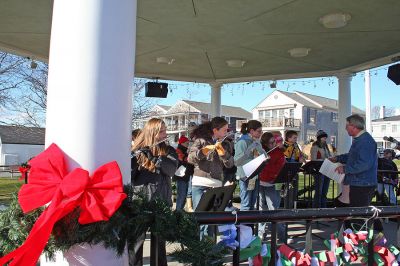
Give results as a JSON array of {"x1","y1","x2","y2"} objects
[
  {"x1": 319, "y1": 12, "x2": 351, "y2": 29},
  {"x1": 156, "y1": 57, "x2": 175, "y2": 65},
  {"x1": 226, "y1": 59, "x2": 246, "y2": 68},
  {"x1": 288, "y1": 48, "x2": 311, "y2": 58},
  {"x1": 30, "y1": 60, "x2": 37, "y2": 69}
]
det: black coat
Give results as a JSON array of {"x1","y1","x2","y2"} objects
[{"x1": 131, "y1": 146, "x2": 178, "y2": 206}]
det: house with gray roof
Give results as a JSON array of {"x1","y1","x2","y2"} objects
[
  {"x1": 133, "y1": 100, "x2": 252, "y2": 142},
  {"x1": 251, "y1": 90, "x2": 364, "y2": 146},
  {"x1": 0, "y1": 125, "x2": 45, "y2": 165}
]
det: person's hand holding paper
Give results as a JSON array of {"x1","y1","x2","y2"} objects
[{"x1": 335, "y1": 165, "x2": 345, "y2": 174}]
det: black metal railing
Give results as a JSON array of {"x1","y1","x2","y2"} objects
[{"x1": 193, "y1": 207, "x2": 400, "y2": 266}]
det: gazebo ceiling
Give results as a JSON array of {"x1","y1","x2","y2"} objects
[{"x1": 1, "y1": 0, "x2": 400, "y2": 83}]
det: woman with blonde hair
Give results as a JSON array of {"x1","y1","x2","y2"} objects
[{"x1": 130, "y1": 118, "x2": 178, "y2": 266}]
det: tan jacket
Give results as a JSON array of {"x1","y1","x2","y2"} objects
[{"x1": 188, "y1": 137, "x2": 234, "y2": 181}]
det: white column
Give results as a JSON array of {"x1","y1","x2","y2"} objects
[
  {"x1": 210, "y1": 83, "x2": 222, "y2": 118},
  {"x1": 365, "y1": 70, "x2": 372, "y2": 133},
  {"x1": 336, "y1": 73, "x2": 353, "y2": 155},
  {"x1": 43, "y1": 0, "x2": 136, "y2": 265}
]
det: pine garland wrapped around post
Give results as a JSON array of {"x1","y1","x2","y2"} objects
[{"x1": 0, "y1": 185, "x2": 229, "y2": 266}]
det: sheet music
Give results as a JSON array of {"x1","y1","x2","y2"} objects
[
  {"x1": 243, "y1": 154, "x2": 267, "y2": 178},
  {"x1": 319, "y1": 159, "x2": 345, "y2": 183},
  {"x1": 174, "y1": 165, "x2": 186, "y2": 177}
]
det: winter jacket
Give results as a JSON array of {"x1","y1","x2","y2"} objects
[
  {"x1": 131, "y1": 146, "x2": 178, "y2": 206},
  {"x1": 283, "y1": 141, "x2": 303, "y2": 162},
  {"x1": 310, "y1": 143, "x2": 331, "y2": 160},
  {"x1": 259, "y1": 148, "x2": 285, "y2": 184},
  {"x1": 377, "y1": 158, "x2": 398, "y2": 184},
  {"x1": 188, "y1": 137, "x2": 234, "y2": 182},
  {"x1": 234, "y1": 134, "x2": 266, "y2": 180},
  {"x1": 336, "y1": 131, "x2": 378, "y2": 187}
]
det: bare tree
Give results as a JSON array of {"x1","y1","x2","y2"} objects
[
  {"x1": 1, "y1": 51, "x2": 155, "y2": 127},
  {"x1": 0, "y1": 52, "x2": 26, "y2": 111},
  {"x1": 371, "y1": 105, "x2": 396, "y2": 120},
  {"x1": 131, "y1": 79, "x2": 157, "y2": 124}
]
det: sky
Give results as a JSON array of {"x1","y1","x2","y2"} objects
[{"x1": 142, "y1": 63, "x2": 399, "y2": 113}]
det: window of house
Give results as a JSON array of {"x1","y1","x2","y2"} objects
[
  {"x1": 278, "y1": 109, "x2": 284, "y2": 118},
  {"x1": 392, "y1": 125, "x2": 397, "y2": 133},
  {"x1": 331, "y1": 112, "x2": 338, "y2": 122},
  {"x1": 265, "y1": 110, "x2": 271, "y2": 118},
  {"x1": 258, "y1": 110, "x2": 263, "y2": 119},
  {"x1": 289, "y1": 109, "x2": 294, "y2": 118},
  {"x1": 307, "y1": 108, "x2": 316, "y2": 124},
  {"x1": 381, "y1": 125, "x2": 386, "y2": 132},
  {"x1": 272, "y1": 109, "x2": 278, "y2": 118}
]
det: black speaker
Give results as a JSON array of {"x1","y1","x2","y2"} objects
[
  {"x1": 145, "y1": 82, "x2": 168, "y2": 98},
  {"x1": 387, "y1": 64, "x2": 400, "y2": 85}
]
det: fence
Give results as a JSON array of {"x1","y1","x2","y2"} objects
[{"x1": 0, "y1": 165, "x2": 20, "y2": 178}]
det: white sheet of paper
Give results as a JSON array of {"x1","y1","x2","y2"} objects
[
  {"x1": 242, "y1": 154, "x2": 266, "y2": 178},
  {"x1": 319, "y1": 159, "x2": 345, "y2": 183},
  {"x1": 174, "y1": 165, "x2": 186, "y2": 177}
]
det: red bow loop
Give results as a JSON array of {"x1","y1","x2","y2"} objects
[
  {"x1": 79, "y1": 161, "x2": 126, "y2": 224},
  {"x1": 18, "y1": 144, "x2": 68, "y2": 213}
]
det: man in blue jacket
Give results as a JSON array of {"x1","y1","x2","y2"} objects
[{"x1": 331, "y1": 114, "x2": 377, "y2": 207}]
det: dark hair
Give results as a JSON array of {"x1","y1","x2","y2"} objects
[
  {"x1": 240, "y1": 120, "x2": 262, "y2": 134},
  {"x1": 384, "y1": 149, "x2": 395, "y2": 158},
  {"x1": 192, "y1": 116, "x2": 228, "y2": 140},
  {"x1": 285, "y1": 130, "x2": 298, "y2": 141},
  {"x1": 261, "y1": 132, "x2": 274, "y2": 151},
  {"x1": 312, "y1": 138, "x2": 329, "y2": 149}
]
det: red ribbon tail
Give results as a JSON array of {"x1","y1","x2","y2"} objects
[{"x1": 0, "y1": 199, "x2": 76, "y2": 266}]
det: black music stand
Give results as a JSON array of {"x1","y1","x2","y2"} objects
[
  {"x1": 300, "y1": 160, "x2": 324, "y2": 207},
  {"x1": 274, "y1": 162, "x2": 302, "y2": 209},
  {"x1": 301, "y1": 160, "x2": 323, "y2": 175},
  {"x1": 195, "y1": 184, "x2": 236, "y2": 212},
  {"x1": 195, "y1": 184, "x2": 237, "y2": 243}
]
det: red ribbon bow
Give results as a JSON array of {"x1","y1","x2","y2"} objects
[
  {"x1": 0, "y1": 143, "x2": 127, "y2": 266},
  {"x1": 18, "y1": 166, "x2": 30, "y2": 181}
]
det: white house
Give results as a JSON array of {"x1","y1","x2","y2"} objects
[
  {"x1": 251, "y1": 90, "x2": 363, "y2": 145},
  {"x1": 371, "y1": 115, "x2": 400, "y2": 149},
  {"x1": 0, "y1": 125, "x2": 45, "y2": 165},
  {"x1": 133, "y1": 100, "x2": 252, "y2": 142}
]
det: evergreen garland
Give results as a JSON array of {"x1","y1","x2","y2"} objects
[{"x1": 0, "y1": 185, "x2": 229, "y2": 266}]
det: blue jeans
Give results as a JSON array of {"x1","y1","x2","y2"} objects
[
  {"x1": 176, "y1": 178, "x2": 189, "y2": 211},
  {"x1": 259, "y1": 185, "x2": 286, "y2": 242},
  {"x1": 313, "y1": 174, "x2": 330, "y2": 208},
  {"x1": 377, "y1": 183, "x2": 397, "y2": 205},
  {"x1": 239, "y1": 178, "x2": 259, "y2": 211},
  {"x1": 192, "y1": 185, "x2": 213, "y2": 239}
]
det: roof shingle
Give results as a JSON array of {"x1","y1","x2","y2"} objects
[{"x1": 0, "y1": 126, "x2": 45, "y2": 145}]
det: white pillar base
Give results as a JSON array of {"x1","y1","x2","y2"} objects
[{"x1": 40, "y1": 245, "x2": 128, "y2": 266}]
